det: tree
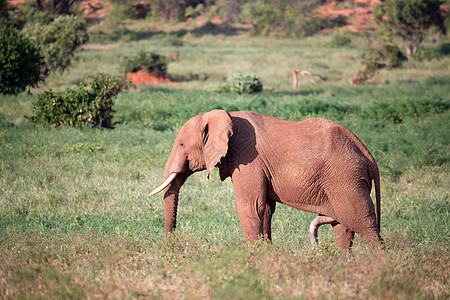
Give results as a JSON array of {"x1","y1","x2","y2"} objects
[
  {"x1": 36, "y1": 0, "x2": 82, "y2": 15},
  {"x1": 375, "y1": 0, "x2": 446, "y2": 58},
  {"x1": 0, "y1": 25, "x2": 43, "y2": 94},
  {"x1": 0, "y1": 0, "x2": 9, "y2": 23},
  {"x1": 22, "y1": 15, "x2": 88, "y2": 77},
  {"x1": 149, "y1": 0, "x2": 205, "y2": 22}
]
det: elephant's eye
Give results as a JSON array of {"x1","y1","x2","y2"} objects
[{"x1": 179, "y1": 143, "x2": 184, "y2": 147}]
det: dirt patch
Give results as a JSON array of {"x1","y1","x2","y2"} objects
[
  {"x1": 127, "y1": 68, "x2": 177, "y2": 86},
  {"x1": 316, "y1": 0, "x2": 381, "y2": 32}
]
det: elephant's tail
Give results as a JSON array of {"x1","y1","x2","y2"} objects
[{"x1": 372, "y1": 165, "x2": 381, "y2": 233}]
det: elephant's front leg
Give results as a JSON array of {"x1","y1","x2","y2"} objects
[{"x1": 233, "y1": 173, "x2": 271, "y2": 243}]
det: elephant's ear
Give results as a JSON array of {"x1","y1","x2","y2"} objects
[{"x1": 202, "y1": 110, "x2": 233, "y2": 178}]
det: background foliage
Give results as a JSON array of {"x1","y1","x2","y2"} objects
[
  {"x1": 375, "y1": 0, "x2": 447, "y2": 58},
  {"x1": 22, "y1": 14, "x2": 88, "y2": 74},
  {"x1": 0, "y1": 25, "x2": 42, "y2": 94}
]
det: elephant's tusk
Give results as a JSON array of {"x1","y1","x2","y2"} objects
[{"x1": 149, "y1": 173, "x2": 177, "y2": 196}]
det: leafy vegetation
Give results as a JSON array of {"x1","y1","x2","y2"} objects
[
  {"x1": 217, "y1": 74, "x2": 263, "y2": 94},
  {"x1": 29, "y1": 74, "x2": 122, "y2": 128},
  {"x1": 0, "y1": 25, "x2": 43, "y2": 94},
  {"x1": 34, "y1": 0, "x2": 82, "y2": 15},
  {"x1": 414, "y1": 42, "x2": 450, "y2": 61},
  {"x1": 22, "y1": 15, "x2": 88, "y2": 75},
  {"x1": 352, "y1": 41, "x2": 407, "y2": 85},
  {"x1": 0, "y1": 0, "x2": 10, "y2": 25},
  {"x1": 375, "y1": 0, "x2": 447, "y2": 58},
  {"x1": 106, "y1": 0, "x2": 139, "y2": 23},
  {"x1": 330, "y1": 31, "x2": 353, "y2": 47},
  {"x1": 122, "y1": 50, "x2": 168, "y2": 76}
]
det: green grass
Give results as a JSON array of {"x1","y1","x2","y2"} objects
[{"x1": 0, "y1": 21, "x2": 449, "y2": 298}]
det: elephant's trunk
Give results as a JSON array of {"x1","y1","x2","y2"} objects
[
  {"x1": 163, "y1": 173, "x2": 187, "y2": 234},
  {"x1": 151, "y1": 138, "x2": 190, "y2": 234}
]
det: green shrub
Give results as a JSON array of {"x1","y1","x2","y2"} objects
[
  {"x1": 366, "y1": 41, "x2": 407, "y2": 70},
  {"x1": 413, "y1": 42, "x2": 450, "y2": 61},
  {"x1": 106, "y1": 0, "x2": 138, "y2": 24},
  {"x1": 241, "y1": 1, "x2": 279, "y2": 36},
  {"x1": 298, "y1": 15, "x2": 347, "y2": 37},
  {"x1": 0, "y1": 25, "x2": 43, "y2": 94},
  {"x1": 22, "y1": 15, "x2": 88, "y2": 74},
  {"x1": 29, "y1": 74, "x2": 123, "y2": 128},
  {"x1": 123, "y1": 51, "x2": 168, "y2": 76},
  {"x1": 438, "y1": 42, "x2": 450, "y2": 56},
  {"x1": 352, "y1": 42, "x2": 406, "y2": 85},
  {"x1": 185, "y1": 3, "x2": 205, "y2": 19},
  {"x1": 217, "y1": 74, "x2": 263, "y2": 95},
  {"x1": 331, "y1": 32, "x2": 353, "y2": 47}
]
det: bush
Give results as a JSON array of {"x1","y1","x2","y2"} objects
[
  {"x1": 352, "y1": 42, "x2": 406, "y2": 85},
  {"x1": 29, "y1": 74, "x2": 123, "y2": 128},
  {"x1": 106, "y1": 0, "x2": 138, "y2": 24},
  {"x1": 22, "y1": 15, "x2": 88, "y2": 74},
  {"x1": 331, "y1": 32, "x2": 353, "y2": 47},
  {"x1": 123, "y1": 51, "x2": 168, "y2": 77},
  {"x1": 413, "y1": 42, "x2": 450, "y2": 61},
  {"x1": 0, "y1": 25, "x2": 43, "y2": 94},
  {"x1": 218, "y1": 74, "x2": 263, "y2": 95}
]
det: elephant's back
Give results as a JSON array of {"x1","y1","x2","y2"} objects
[
  {"x1": 299, "y1": 118, "x2": 376, "y2": 163},
  {"x1": 229, "y1": 111, "x2": 376, "y2": 166}
]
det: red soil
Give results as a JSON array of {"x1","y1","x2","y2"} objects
[
  {"x1": 127, "y1": 68, "x2": 177, "y2": 86},
  {"x1": 316, "y1": 0, "x2": 382, "y2": 32}
]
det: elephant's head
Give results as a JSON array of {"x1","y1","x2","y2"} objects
[{"x1": 149, "y1": 110, "x2": 233, "y2": 234}]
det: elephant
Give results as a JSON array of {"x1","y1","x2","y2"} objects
[{"x1": 150, "y1": 110, "x2": 382, "y2": 250}]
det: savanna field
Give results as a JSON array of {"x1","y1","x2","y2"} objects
[{"x1": 1, "y1": 8, "x2": 450, "y2": 299}]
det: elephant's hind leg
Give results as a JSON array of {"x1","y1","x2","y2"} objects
[{"x1": 328, "y1": 188, "x2": 381, "y2": 249}]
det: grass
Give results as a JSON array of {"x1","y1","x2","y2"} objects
[{"x1": 0, "y1": 20, "x2": 449, "y2": 298}]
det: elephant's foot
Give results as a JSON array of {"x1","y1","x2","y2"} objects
[{"x1": 332, "y1": 223, "x2": 354, "y2": 250}]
